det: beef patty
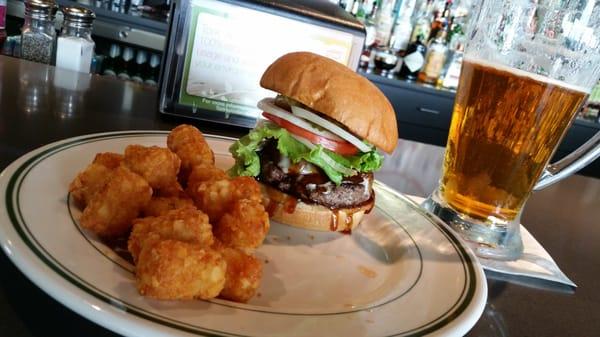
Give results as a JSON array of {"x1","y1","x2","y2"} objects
[{"x1": 257, "y1": 140, "x2": 373, "y2": 209}]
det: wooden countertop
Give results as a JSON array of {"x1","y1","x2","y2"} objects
[{"x1": 1, "y1": 56, "x2": 599, "y2": 337}]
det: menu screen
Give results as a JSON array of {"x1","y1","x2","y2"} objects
[{"x1": 179, "y1": 0, "x2": 358, "y2": 118}]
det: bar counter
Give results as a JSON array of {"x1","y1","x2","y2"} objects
[{"x1": 1, "y1": 56, "x2": 600, "y2": 336}]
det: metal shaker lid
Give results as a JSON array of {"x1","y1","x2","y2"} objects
[
  {"x1": 61, "y1": 6, "x2": 96, "y2": 28},
  {"x1": 61, "y1": 7, "x2": 96, "y2": 27},
  {"x1": 24, "y1": 0, "x2": 58, "y2": 20}
]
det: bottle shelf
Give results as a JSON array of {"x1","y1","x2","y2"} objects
[{"x1": 360, "y1": 68, "x2": 455, "y2": 98}]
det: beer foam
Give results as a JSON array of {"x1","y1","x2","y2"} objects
[{"x1": 463, "y1": 56, "x2": 591, "y2": 94}]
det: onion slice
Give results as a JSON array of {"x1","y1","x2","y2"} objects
[
  {"x1": 257, "y1": 98, "x2": 343, "y2": 141},
  {"x1": 290, "y1": 134, "x2": 357, "y2": 176},
  {"x1": 290, "y1": 105, "x2": 372, "y2": 153}
]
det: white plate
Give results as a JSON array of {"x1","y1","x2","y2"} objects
[{"x1": 0, "y1": 131, "x2": 487, "y2": 337}]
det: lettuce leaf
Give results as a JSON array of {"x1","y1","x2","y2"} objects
[{"x1": 228, "y1": 123, "x2": 383, "y2": 184}]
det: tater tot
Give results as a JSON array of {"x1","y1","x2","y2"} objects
[
  {"x1": 123, "y1": 145, "x2": 181, "y2": 190},
  {"x1": 186, "y1": 164, "x2": 227, "y2": 194},
  {"x1": 154, "y1": 181, "x2": 186, "y2": 198},
  {"x1": 167, "y1": 124, "x2": 201, "y2": 149},
  {"x1": 128, "y1": 207, "x2": 213, "y2": 263},
  {"x1": 141, "y1": 196, "x2": 195, "y2": 217},
  {"x1": 187, "y1": 176, "x2": 263, "y2": 223},
  {"x1": 135, "y1": 240, "x2": 226, "y2": 300},
  {"x1": 216, "y1": 246, "x2": 262, "y2": 303},
  {"x1": 92, "y1": 152, "x2": 123, "y2": 169},
  {"x1": 69, "y1": 152, "x2": 123, "y2": 206},
  {"x1": 80, "y1": 166, "x2": 152, "y2": 237},
  {"x1": 214, "y1": 199, "x2": 270, "y2": 250},
  {"x1": 167, "y1": 125, "x2": 215, "y2": 184}
]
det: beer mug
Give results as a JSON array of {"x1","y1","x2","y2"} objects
[{"x1": 423, "y1": 0, "x2": 600, "y2": 260}]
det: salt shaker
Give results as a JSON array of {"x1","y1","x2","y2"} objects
[
  {"x1": 21, "y1": 0, "x2": 57, "y2": 64},
  {"x1": 55, "y1": 7, "x2": 96, "y2": 73}
]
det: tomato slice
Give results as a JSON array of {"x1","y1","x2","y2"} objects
[{"x1": 262, "y1": 112, "x2": 359, "y2": 156}]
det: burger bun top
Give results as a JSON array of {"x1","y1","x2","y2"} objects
[{"x1": 260, "y1": 52, "x2": 398, "y2": 154}]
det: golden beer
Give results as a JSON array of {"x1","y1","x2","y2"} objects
[{"x1": 441, "y1": 58, "x2": 588, "y2": 222}]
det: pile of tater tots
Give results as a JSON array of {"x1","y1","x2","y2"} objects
[{"x1": 69, "y1": 125, "x2": 270, "y2": 303}]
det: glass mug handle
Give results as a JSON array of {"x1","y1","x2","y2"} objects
[{"x1": 535, "y1": 131, "x2": 600, "y2": 190}]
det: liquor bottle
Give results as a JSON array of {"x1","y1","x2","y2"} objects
[
  {"x1": 590, "y1": 81, "x2": 600, "y2": 104},
  {"x1": 429, "y1": 0, "x2": 452, "y2": 42},
  {"x1": 418, "y1": 29, "x2": 449, "y2": 84},
  {"x1": 113, "y1": 45, "x2": 127, "y2": 76},
  {"x1": 102, "y1": 44, "x2": 121, "y2": 77},
  {"x1": 359, "y1": 0, "x2": 379, "y2": 70},
  {"x1": 363, "y1": 0, "x2": 376, "y2": 17},
  {"x1": 351, "y1": 0, "x2": 360, "y2": 16},
  {"x1": 397, "y1": 34, "x2": 427, "y2": 80},
  {"x1": 389, "y1": 0, "x2": 416, "y2": 53},
  {"x1": 446, "y1": 16, "x2": 465, "y2": 50},
  {"x1": 409, "y1": 0, "x2": 434, "y2": 45},
  {"x1": 440, "y1": 43, "x2": 463, "y2": 89},
  {"x1": 355, "y1": 0, "x2": 367, "y2": 22},
  {"x1": 131, "y1": 50, "x2": 147, "y2": 83},
  {"x1": 117, "y1": 47, "x2": 135, "y2": 80},
  {"x1": 145, "y1": 53, "x2": 161, "y2": 85},
  {"x1": 373, "y1": 46, "x2": 398, "y2": 77},
  {"x1": 582, "y1": 81, "x2": 600, "y2": 121},
  {"x1": 374, "y1": 0, "x2": 396, "y2": 47},
  {"x1": 344, "y1": 0, "x2": 354, "y2": 12}
]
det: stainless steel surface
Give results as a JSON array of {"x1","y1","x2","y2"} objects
[
  {"x1": 6, "y1": 0, "x2": 25, "y2": 19},
  {"x1": 7, "y1": 0, "x2": 166, "y2": 51},
  {"x1": 1, "y1": 56, "x2": 600, "y2": 336},
  {"x1": 92, "y1": 20, "x2": 164, "y2": 50}
]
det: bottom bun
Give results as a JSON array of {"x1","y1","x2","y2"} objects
[{"x1": 260, "y1": 183, "x2": 374, "y2": 232}]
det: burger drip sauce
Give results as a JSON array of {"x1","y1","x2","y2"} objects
[
  {"x1": 263, "y1": 185, "x2": 298, "y2": 216},
  {"x1": 284, "y1": 198, "x2": 297, "y2": 214},
  {"x1": 257, "y1": 139, "x2": 375, "y2": 232},
  {"x1": 265, "y1": 197, "x2": 278, "y2": 217}
]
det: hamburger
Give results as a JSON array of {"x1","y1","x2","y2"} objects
[{"x1": 229, "y1": 52, "x2": 397, "y2": 232}]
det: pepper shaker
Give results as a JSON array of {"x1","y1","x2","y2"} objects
[
  {"x1": 55, "y1": 7, "x2": 96, "y2": 73},
  {"x1": 21, "y1": 0, "x2": 57, "y2": 64}
]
